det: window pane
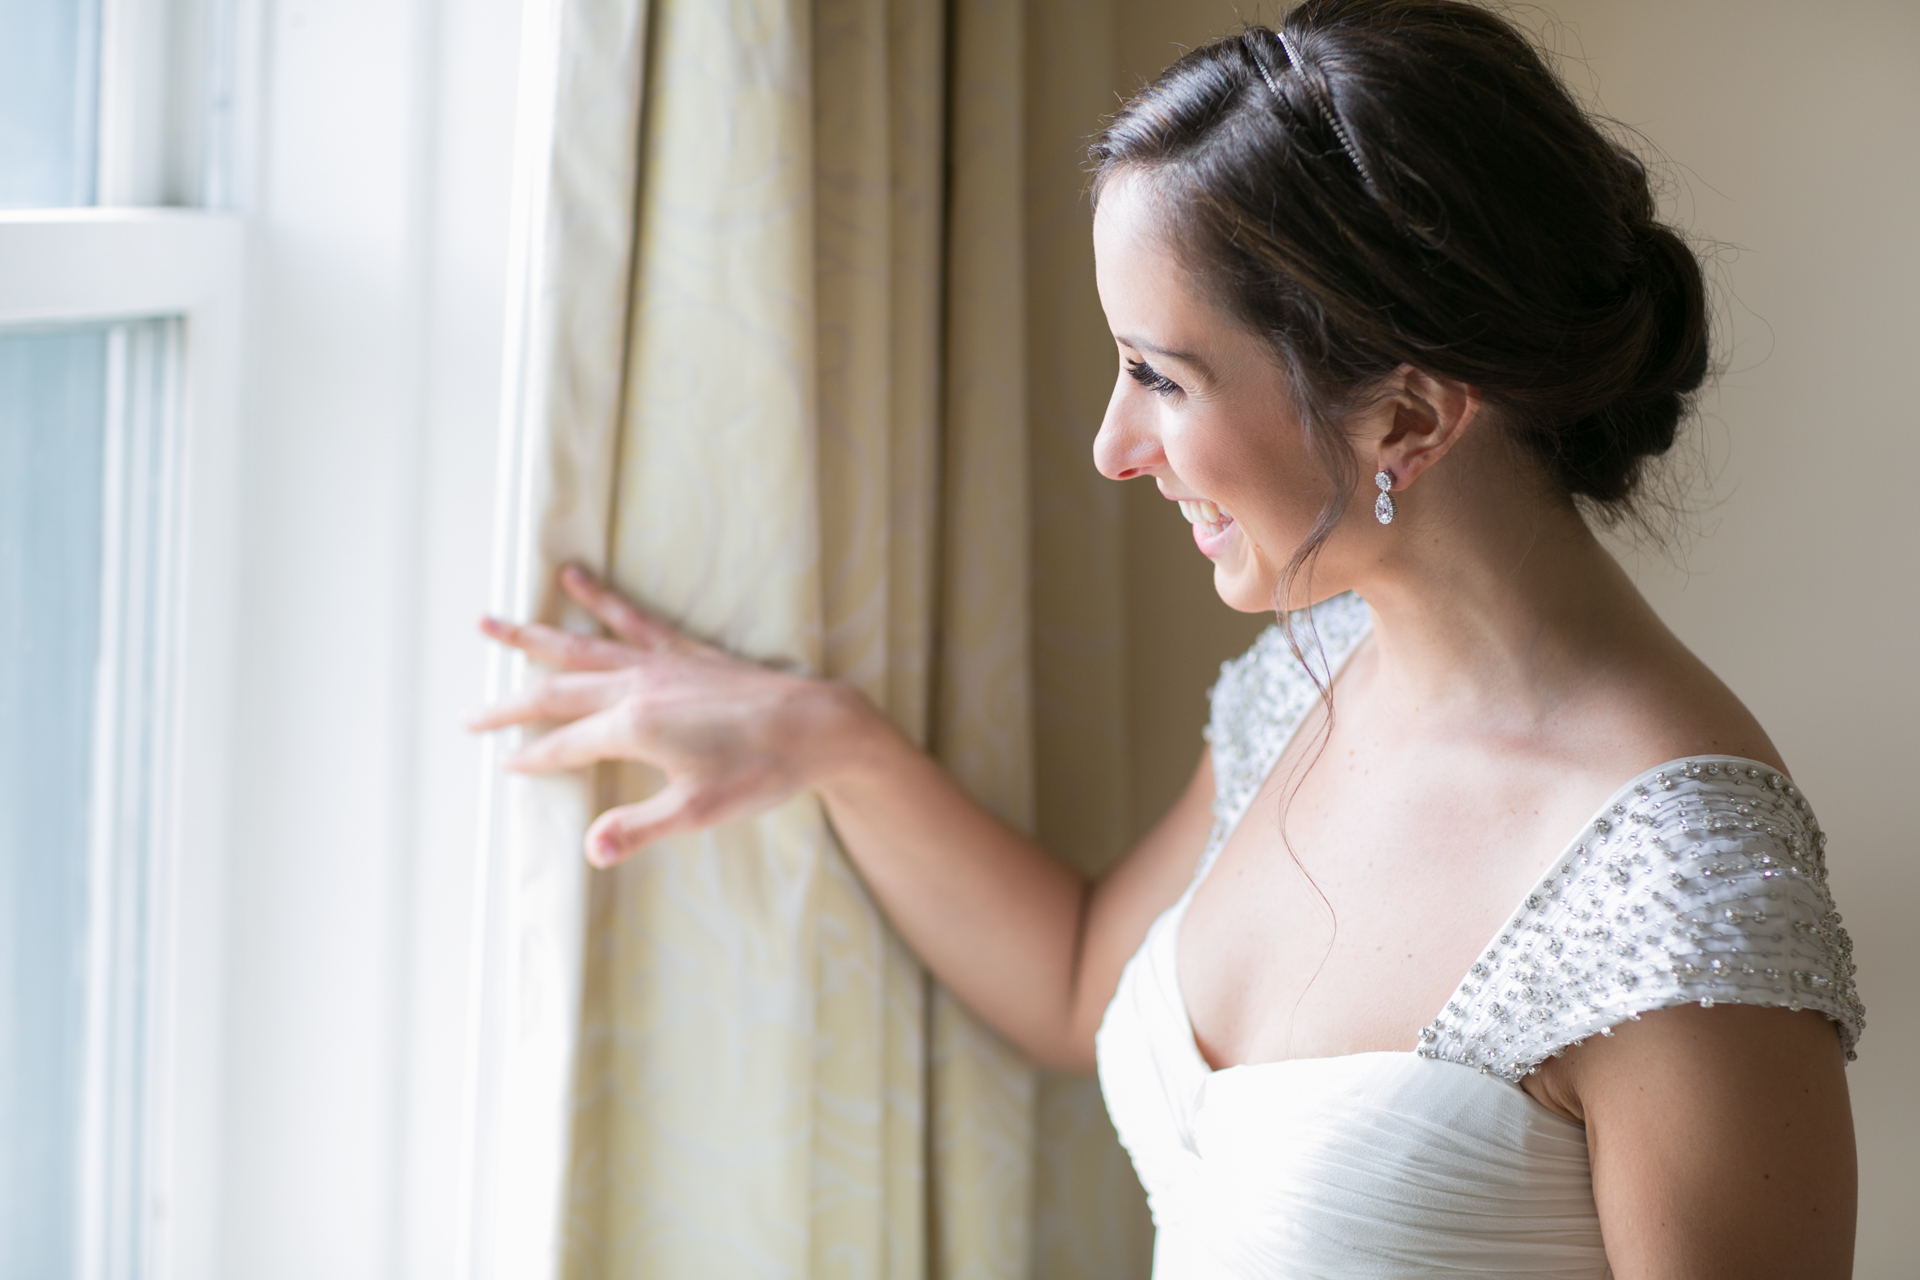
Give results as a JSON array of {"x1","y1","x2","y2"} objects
[
  {"x1": 0, "y1": 0, "x2": 102, "y2": 208},
  {"x1": 0, "y1": 325, "x2": 106, "y2": 1275},
  {"x1": 0, "y1": 318, "x2": 176, "y2": 1277}
]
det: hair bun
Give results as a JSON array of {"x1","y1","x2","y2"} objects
[
  {"x1": 1553, "y1": 220, "x2": 1710, "y2": 503},
  {"x1": 1629, "y1": 220, "x2": 1711, "y2": 400},
  {"x1": 1092, "y1": 0, "x2": 1719, "y2": 522}
]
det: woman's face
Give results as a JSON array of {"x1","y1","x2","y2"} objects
[{"x1": 1091, "y1": 175, "x2": 1349, "y2": 614}]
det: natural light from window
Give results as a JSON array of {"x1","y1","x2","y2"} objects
[{"x1": 0, "y1": 0, "x2": 192, "y2": 1271}]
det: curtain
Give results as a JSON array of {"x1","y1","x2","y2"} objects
[{"x1": 484, "y1": 0, "x2": 1155, "y2": 1274}]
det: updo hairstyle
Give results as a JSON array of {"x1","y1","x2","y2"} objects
[{"x1": 1090, "y1": 0, "x2": 1710, "y2": 579}]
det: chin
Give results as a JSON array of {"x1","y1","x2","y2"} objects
[{"x1": 1213, "y1": 562, "x2": 1279, "y2": 615}]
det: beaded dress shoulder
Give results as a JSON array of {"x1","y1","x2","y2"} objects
[
  {"x1": 1094, "y1": 593, "x2": 1865, "y2": 1278},
  {"x1": 1420, "y1": 758, "x2": 1863, "y2": 1080}
]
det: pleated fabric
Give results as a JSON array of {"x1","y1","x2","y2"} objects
[
  {"x1": 524, "y1": 0, "x2": 1152, "y2": 1275},
  {"x1": 1099, "y1": 884, "x2": 1607, "y2": 1279}
]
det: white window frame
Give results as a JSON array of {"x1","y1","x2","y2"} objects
[{"x1": 0, "y1": 208, "x2": 245, "y2": 1280}]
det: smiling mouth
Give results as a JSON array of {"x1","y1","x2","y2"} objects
[{"x1": 1176, "y1": 498, "x2": 1233, "y2": 539}]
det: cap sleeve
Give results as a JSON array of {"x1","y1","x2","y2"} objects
[{"x1": 1419, "y1": 759, "x2": 1865, "y2": 1081}]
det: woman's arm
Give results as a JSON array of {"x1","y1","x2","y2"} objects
[
  {"x1": 821, "y1": 731, "x2": 1214, "y2": 1071},
  {"x1": 1524, "y1": 1004, "x2": 1857, "y2": 1278},
  {"x1": 472, "y1": 566, "x2": 1213, "y2": 1071}
]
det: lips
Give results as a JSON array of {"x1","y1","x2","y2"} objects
[{"x1": 1174, "y1": 497, "x2": 1235, "y2": 556}]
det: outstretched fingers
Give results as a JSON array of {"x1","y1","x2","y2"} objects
[
  {"x1": 582, "y1": 779, "x2": 706, "y2": 866},
  {"x1": 478, "y1": 615, "x2": 638, "y2": 671},
  {"x1": 503, "y1": 704, "x2": 648, "y2": 773},
  {"x1": 559, "y1": 564, "x2": 690, "y2": 653},
  {"x1": 466, "y1": 670, "x2": 627, "y2": 732}
]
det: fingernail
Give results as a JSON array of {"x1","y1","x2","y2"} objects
[
  {"x1": 562, "y1": 564, "x2": 587, "y2": 583},
  {"x1": 587, "y1": 836, "x2": 618, "y2": 867}
]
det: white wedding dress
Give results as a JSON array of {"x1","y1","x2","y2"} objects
[{"x1": 1096, "y1": 594, "x2": 1864, "y2": 1278}]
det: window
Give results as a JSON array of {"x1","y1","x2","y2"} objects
[
  {"x1": 0, "y1": 0, "x2": 100, "y2": 208},
  {"x1": 0, "y1": 322, "x2": 112, "y2": 1275},
  {"x1": 0, "y1": 316, "x2": 179, "y2": 1276},
  {"x1": 0, "y1": 0, "x2": 241, "y2": 1272}
]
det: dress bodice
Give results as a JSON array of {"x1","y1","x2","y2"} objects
[{"x1": 1094, "y1": 593, "x2": 1864, "y2": 1278}]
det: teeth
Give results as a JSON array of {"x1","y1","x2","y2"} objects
[{"x1": 1177, "y1": 499, "x2": 1230, "y2": 528}]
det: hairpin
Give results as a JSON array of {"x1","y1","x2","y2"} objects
[{"x1": 1273, "y1": 28, "x2": 1383, "y2": 197}]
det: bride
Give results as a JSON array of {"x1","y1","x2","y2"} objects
[{"x1": 473, "y1": 1, "x2": 1861, "y2": 1274}]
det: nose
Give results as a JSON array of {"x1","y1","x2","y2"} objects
[{"x1": 1093, "y1": 377, "x2": 1165, "y2": 481}]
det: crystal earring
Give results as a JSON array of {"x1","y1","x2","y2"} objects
[{"x1": 1373, "y1": 470, "x2": 1396, "y2": 525}]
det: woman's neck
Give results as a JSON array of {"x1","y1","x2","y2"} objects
[{"x1": 1343, "y1": 489, "x2": 1668, "y2": 728}]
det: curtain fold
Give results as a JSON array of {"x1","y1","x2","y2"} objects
[
  {"x1": 565, "y1": 1, "x2": 826, "y2": 1270},
  {"x1": 465, "y1": 0, "x2": 648, "y2": 1274},
  {"x1": 502, "y1": 0, "x2": 1155, "y2": 1274},
  {"x1": 927, "y1": 1, "x2": 1044, "y2": 1276}
]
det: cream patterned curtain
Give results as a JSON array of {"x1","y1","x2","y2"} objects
[{"x1": 490, "y1": 0, "x2": 1154, "y2": 1274}]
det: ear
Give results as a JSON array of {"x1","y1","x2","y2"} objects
[{"x1": 1373, "y1": 365, "x2": 1481, "y2": 489}]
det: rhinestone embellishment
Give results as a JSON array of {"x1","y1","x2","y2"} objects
[
  {"x1": 1408, "y1": 762, "x2": 1864, "y2": 1080},
  {"x1": 1373, "y1": 469, "x2": 1396, "y2": 525},
  {"x1": 1201, "y1": 607, "x2": 1865, "y2": 1087}
]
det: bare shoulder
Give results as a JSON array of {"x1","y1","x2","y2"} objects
[
  {"x1": 1525, "y1": 1004, "x2": 1856, "y2": 1279},
  {"x1": 1515, "y1": 588, "x2": 1862, "y2": 1280},
  {"x1": 1562, "y1": 606, "x2": 1789, "y2": 782}
]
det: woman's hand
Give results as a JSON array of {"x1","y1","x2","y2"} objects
[
  {"x1": 470, "y1": 566, "x2": 1211, "y2": 1071},
  {"x1": 469, "y1": 565, "x2": 880, "y2": 866}
]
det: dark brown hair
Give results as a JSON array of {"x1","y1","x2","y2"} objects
[{"x1": 1090, "y1": 0, "x2": 1710, "y2": 597}]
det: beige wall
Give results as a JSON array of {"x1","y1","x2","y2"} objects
[
  {"x1": 1545, "y1": 8, "x2": 1920, "y2": 1272},
  {"x1": 1070, "y1": 2, "x2": 1919, "y2": 1272}
]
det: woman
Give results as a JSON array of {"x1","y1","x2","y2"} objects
[{"x1": 473, "y1": 2, "x2": 1862, "y2": 1274}]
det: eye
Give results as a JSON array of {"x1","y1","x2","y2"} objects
[{"x1": 1126, "y1": 357, "x2": 1182, "y2": 398}]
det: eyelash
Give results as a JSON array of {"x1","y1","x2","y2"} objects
[{"x1": 1126, "y1": 357, "x2": 1182, "y2": 398}]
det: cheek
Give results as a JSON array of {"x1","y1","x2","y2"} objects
[{"x1": 1165, "y1": 404, "x2": 1325, "y2": 552}]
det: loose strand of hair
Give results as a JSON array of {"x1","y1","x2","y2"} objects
[{"x1": 1264, "y1": 400, "x2": 1363, "y2": 1043}]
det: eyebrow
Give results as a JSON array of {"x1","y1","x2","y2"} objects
[{"x1": 1116, "y1": 335, "x2": 1211, "y2": 378}]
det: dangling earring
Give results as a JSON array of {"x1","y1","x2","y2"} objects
[{"x1": 1374, "y1": 470, "x2": 1396, "y2": 525}]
